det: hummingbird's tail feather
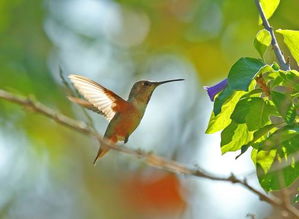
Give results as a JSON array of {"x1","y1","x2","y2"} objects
[
  {"x1": 93, "y1": 137, "x2": 117, "y2": 165},
  {"x1": 93, "y1": 146, "x2": 110, "y2": 165}
]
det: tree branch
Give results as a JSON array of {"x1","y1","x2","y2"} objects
[
  {"x1": 0, "y1": 88, "x2": 298, "y2": 218},
  {"x1": 0, "y1": 89, "x2": 91, "y2": 134},
  {"x1": 254, "y1": 0, "x2": 291, "y2": 71}
]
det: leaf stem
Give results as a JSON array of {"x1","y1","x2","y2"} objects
[{"x1": 254, "y1": 0, "x2": 291, "y2": 71}]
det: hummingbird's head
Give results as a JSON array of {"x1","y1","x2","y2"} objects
[{"x1": 128, "y1": 79, "x2": 184, "y2": 103}]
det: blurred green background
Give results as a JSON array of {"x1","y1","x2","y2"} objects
[{"x1": 1, "y1": 0, "x2": 299, "y2": 218}]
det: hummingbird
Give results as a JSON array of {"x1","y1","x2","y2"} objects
[{"x1": 68, "y1": 74, "x2": 184, "y2": 164}]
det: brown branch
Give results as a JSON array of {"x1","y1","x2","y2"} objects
[
  {"x1": 254, "y1": 0, "x2": 290, "y2": 71},
  {"x1": 0, "y1": 89, "x2": 91, "y2": 134},
  {"x1": 255, "y1": 75, "x2": 270, "y2": 96},
  {"x1": 0, "y1": 88, "x2": 298, "y2": 218}
]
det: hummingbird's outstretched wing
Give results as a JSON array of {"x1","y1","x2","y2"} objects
[
  {"x1": 67, "y1": 96, "x2": 104, "y2": 115},
  {"x1": 68, "y1": 74, "x2": 128, "y2": 121}
]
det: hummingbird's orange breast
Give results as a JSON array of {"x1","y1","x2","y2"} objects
[{"x1": 104, "y1": 103, "x2": 143, "y2": 142}]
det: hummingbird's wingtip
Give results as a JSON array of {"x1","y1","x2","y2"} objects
[
  {"x1": 68, "y1": 74, "x2": 92, "y2": 82},
  {"x1": 68, "y1": 74, "x2": 78, "y2": 79}
]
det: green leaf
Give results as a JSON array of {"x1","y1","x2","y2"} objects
[
  {"x1": 283, "y1": 70, "x2": 299, "y2": 91},
  {"x1": 257, "y1": 64, "x2": 275, "y2": 75},
  {"x1": 228, "y1": 57, "x2": 264, "y2": 91},
  {"x1": 259, "y1": 0, "x2": 280, "y2": 24},
  {"x1": 235, "y1": 145, "x2": 250, "y2": 159},
  {"x1": 230, "y1": 98, "x2": 251, "y2": 123},
  {"x1": 213, "y1": 86, "x2": 234, "y2": 115},
  {"x1": 255, "y1": 154, "x2": 299, "y2": 191},
  {"x1": 278, "y1": 70, "x2": 299, "y2": 91},
  {"x1": 260, "y1": 161, "x2": 299, "y2": 191},
  {"x1": 206, "y1": 90, "x2": 246, "y2": 133},
  {"x1": 251, "y1": 124, "x2": 277, "y2": 145},
  {"x1": 285, "y1": 104, "x2": 296, "y2": 124},
  {"x1": 231, "y1": 97, "x2": 274, "y2": 131},
  {"x1": 252, "y1": 149, "x2": 277, "y2": 173},
  {"x1": 256, "y1": 125, "x2": 299, "y2": 150},
  {"x1": 254, "y1": 29, "x2": 272, "y2": 58},
  {"x1": 272, "y1": 62, "x2": 280, "y2": 71},
  {"x1": 221, "y1": 122, "x2": 253, "y2": 154},
  {"x1": 235, "y1": 124, "x2": 276, "y2": 159},
  {"x1": 252, "y1": 132, "x2": 299, "y2": 191},
  {"x1": 271, "y1": 91, "x2": 295, "y2": 124},
  {"x1": 276, "y1": 29, "x2": 299, "y2": 66},
  {"x1": 242, "y1": 88, "x2": 263, "y2": 98},
  {"x1": 221, "y1": 122, "x2": 238, "y2": 146},
  {"x1": 269, "y1": 73, "x2": 284, "y2": 88},
  {"x1": 247, "y1": 99, "x2": 275, "y2": 131}
]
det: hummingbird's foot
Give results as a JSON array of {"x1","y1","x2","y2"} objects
[{"x1": 124, "y1": 136, "x2": 129, "y2": 144}]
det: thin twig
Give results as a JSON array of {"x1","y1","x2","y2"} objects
[
  {"x1": 59, "y1": 66, "x2": 74, "y2": 96},
  {"x1": 0, "y1": 89, "x2": 91, "y2": 134},
  {"x1": 254, "y1": 0, "x2": 290, "y2": 71},
  {"x1": 0, "y1": 88, "x2": 298, "y2": 218}
]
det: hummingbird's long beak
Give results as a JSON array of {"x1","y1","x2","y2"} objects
[{"x1": 154, "y1": 79, "x2": 184, "y2": 86}]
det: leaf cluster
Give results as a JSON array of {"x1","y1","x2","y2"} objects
[{"x1": 206, "y1": 0, "x2": 299, "y2": 192}]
